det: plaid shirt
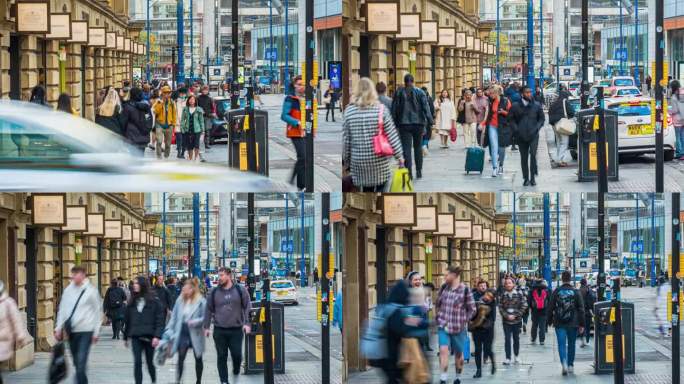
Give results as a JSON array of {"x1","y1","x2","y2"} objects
[{"x1": 436, "y1": 283, "x2": 476, "y2": 334}]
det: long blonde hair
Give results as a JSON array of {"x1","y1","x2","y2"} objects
[
  {"x1": 351, "y1": 77, "x2": 379, "y2": 108},
  {"x1": 182, "y1": 277, "x2": 202, "y2": 303},
  {"x1": 98, "y1": 88, "x2": 121, "y2": 117}
]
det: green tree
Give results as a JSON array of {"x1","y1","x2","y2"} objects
[{"x1": 487, "y1": 31, "x2": 510, "y2": 67}]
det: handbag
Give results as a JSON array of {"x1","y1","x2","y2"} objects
[
  {"x1": 372, "y1": 104, "x2": 394, "y2": 157},
  {"x1": 63, "y1": 289, "x2": 86, "y2": 337},
  {"x1": 449, "y1": 121, "x2": 457, "y2": 142},
  {"x1": 389, "y1": 167, "x2": 414, "y2": 192},
  {"x1": 555, "y1": 99, "x2": 576, "y2": 136},
  {"x1": 49, "y1": 342, "x2": 68, "y2": 384}
]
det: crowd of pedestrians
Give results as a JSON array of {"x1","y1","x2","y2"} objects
[
  {"x1": 342, "y1": 76, "x2": 563, "y2": 191},
  {"x1": 40, "y1": 265, "x2": 252, "y2": 384}
]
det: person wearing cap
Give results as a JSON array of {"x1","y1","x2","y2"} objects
[{"x1": 152, "y1": 86, "x2": 177, "y2": 159}]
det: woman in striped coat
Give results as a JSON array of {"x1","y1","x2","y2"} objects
[{"x1": 343, "y1": 77, "x2": 404, "y2": 191}]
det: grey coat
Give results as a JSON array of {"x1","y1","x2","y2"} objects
[{"x1": 163, "y1": 297, "x2": 207, "y2": 357}]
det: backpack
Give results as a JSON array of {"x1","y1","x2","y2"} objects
[
  {"x1": 360, "y1": 303, "x2": 400, "y2": 365},
  {"x1": 554, "y1": 288, "x2": 576, "y2": 323},
  {"x1": 143, "y1": 108, "x2": 154, "y2": 133},
  {"x1": 532, "y1": 289, "x2": 547, "y2": 310}
]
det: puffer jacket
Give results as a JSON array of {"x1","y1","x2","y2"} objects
[
  {"x1": 671, "y1": 92, "x2": 684, "y2": 128},
  {"x1": 0, "y1": 292, "x2": 32, "y2": 361},
  {"x1": 390, "y1": 86, "x2": 434, "y2": 127},
  {"x1": 498, "y1": 288, "x2": 528, "y2": 325},
  {"x1": 509, "y1": 98, "x2": 545, "y2": 143},
  {"x1": 121, "y1": 101, "x2": 152, "y2": 146}
]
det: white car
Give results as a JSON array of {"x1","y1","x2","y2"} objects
[
  {"x1": 610, "y1": 86, "x2": 641, "y2": 98},
  {"x1": 270, "y1": 280, "x2": 298, "y2": 305},
  {"x1": 606, "y1": 97, "x2": 676, "y2": 161}
]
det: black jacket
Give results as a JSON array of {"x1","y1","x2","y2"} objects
[
  {"x1": 124, "y1": 296, "x2": 165, "y2": 340},
  {"x1": 121, "y1": 101, "x2": 152, "y2": 146},
  {"x1": 547, "y1": 283, "x2": 585, "y2": 328},
  {"x1": 510, "y1": 98, "x2": 545, "y2": 143},
  {"x1": 152, "y1": 286, "x2": 173, "y2": 313},
  {"x1": 548, "y1": 92, "x2": 575, "y2": 126},
  {"x1": 197, "y1": 94, "x2": 214, "y2": 115},
  {"x1": 95, "y1": 106, "x2": 125, "y2": 136},
  {"x1": 103, "y1": 286, "x2": 127, "y2": 319},
  {"x1": 527, "y1": 286, "x2": 551, "y2": 316},
  {"x1": 390, "y1": 86, "x2": 434, "y2": 127}
]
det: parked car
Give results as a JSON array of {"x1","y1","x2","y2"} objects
[{"x1": 270, "y1": 279, "x2": 298, "y2": 305}]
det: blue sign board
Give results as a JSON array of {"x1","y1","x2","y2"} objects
[
  {"x1": 280, "y1": 239, "x2": 294, "y2": 253},
  {"x1": 232, "y1": 249, "x2": 238, "y2": 258},
  {"x1": 630, "y1": 240, "x2": 644, "y2": 254},
  {"x1": 265, "y1": 48, "x2": 277, "y2": 61},
  {"x1": 328, "y1": 61, "x2": 342, "y2": 89},
  {"x1": 614, "y1": 48, "x2": 628, "y2": 61}
]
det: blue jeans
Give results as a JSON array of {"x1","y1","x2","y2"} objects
[
  {"x1": 487, "y1": 125, "x2": 499, "y2": 171},
  {"x1": 675, "y1": 126, "x2": 684, "y2": 157},
  {"x1": 555, "y1": 326, "x2": 578, "y2": 366},
  {"x1": 68, "y1": 331, "x2": 93, "y2": 384}
]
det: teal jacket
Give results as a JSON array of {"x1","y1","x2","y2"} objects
[{"x1": 180, "y1": 106, "x2": 205, "y2": 134}]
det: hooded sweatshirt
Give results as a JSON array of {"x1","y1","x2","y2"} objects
[
  {"x1": 671, "y1": 91, "x2": 684, "y2": 128},
  {"x1": 55, "y1": 280, "x2": 102, "y2": 337}
]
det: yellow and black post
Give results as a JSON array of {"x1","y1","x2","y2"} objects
[
  {"x1": 671, "y1": 193, "x2": 681, "y2": 384},
  {"x1": 304, "y1": 0, "x2": 315, "y2": 192},
  {"x1": 261, "y1": 274, "x2": 274, "y2": 384},
  {"x1": 321, "y1": 193, "x2": 331, "y2": 383},
  {"x1": 610, "y1": 278, "x2": 624, "y2": 384}
]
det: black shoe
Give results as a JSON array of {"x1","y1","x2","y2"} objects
[
  {"x1": 491, "y1": 360, "x2": 496, "y2": 375},
  {"x1": 530, "y1": 179, "x2": 536, "y2": 186},
  {"x1": 416, "y1": 170, "x2": 422, "y2": 179},
  {"x1": 205, "y1": 144, "x2": 211, "y2": 150},
  {"x1": 439, "y1": 381, "x2": 446, "y2": 384},
  {"x1": 453, "y1": 380, "x2": 461, "y2": 384},
  {"x1": 473, "y1": 370, "x2": 482, "y2": 378},
  {"x1": 233, "y1": 368, "x2": 240, "y2": 375},
  {"x1": 523, "y1": 325, "x2": 527, "y2": 333},
  {"x1": 540, "y1": 341, "x2": 545, "y2": 345},
  {"x1": 177, "y1": 153, "x2": 183, "y2": 159},
  {"x1": 523, "y1": 179, "x2": 530, "y2": 186}
]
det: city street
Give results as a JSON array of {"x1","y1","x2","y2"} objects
[
  {"x1": 348, "y1": 286, "x2": 676, "y2": 384},
  {"x1": 143, "y1": 95, "x2": 342, "y2": 192},
  {"x1": 4, "y1": 287, "x2": 341, "y2": 384},
  {"x1": 411, "y1": 122, "x2": 684, "y2": 192}
]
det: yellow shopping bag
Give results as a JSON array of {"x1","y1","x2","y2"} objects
[{"x1": 389, "y1": 167, "x2": 414, "y2": 192}]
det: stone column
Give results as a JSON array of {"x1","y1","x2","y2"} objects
[
  {"x1": 35, "y1": 228, "x2": 55, "y2": 352},
  {"x1": 94, "y1": 49, "x2": 105, "y2": 97},
  {"x1": 385, "y1": 226, "x2": 405, "y2": 287},
  {"x1": 111, "y1": 241, "x2": 120, "y2": 280},
  {"x1": 349, "y1": 29, "x2": 361, "y2": 99},
  {"x1": 9, "y1": 219, "x2": 33, "y2": 369},
  {"x1": 366, "y1": 221, "x2": 377, "y2": 309},
  {"x1": 455, "y1": 50, "x2": 463, "y2": 96},
  {"x1": 84, "y1": 48, "x2": 95, "y2": 121},
  {"x1": 20, "y1": 36, "x2": 40, "y2": 101},
  {"x1": 394, "y1": 40, "x2": 410, "y2": 93},
  {"x1": 66, "y1": 43, "x2": 82, "y2": 115},
  {"x1": 432, "y1": 236, "x2": 448, "y2": 289},
  {"x1": 370, "y1": 35, "x2": 388, "y2": 88},
  {"x1": 0, "y1": 32, "x2": 10, "y2": 99},
  {"x1": 100, "y1": 241, "x2": 110, "y2": 297},
  {"x1": 104, "y1": 49, "x2": 114, "y2": 89},
  {"x1": 60, "y1": 233, "x2": 76, "y2": 293},
  {"x1": 416, "y1": 44, "x2": 432, "y2": 91},
  {"x1": 445, "y1": 49, "x2": 455, "y2": 97},
  {"x1": 45, "y1": 41, "x2": 60, "y2": 106}
]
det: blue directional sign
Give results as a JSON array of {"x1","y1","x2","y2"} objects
[
  {"x1": 630, "y1": 240, "x2": 644, "y2": 254},
  {"x1": 232, "y1": 249, "x2": 238, "y2": 258},
  {"x1": 614, "y1": 48, "x2": 628, "y2": 61},
  {"x1": 280, "y1": 239, "x2": 294, "y2": 253},
  {"x1": 265, "y1": 48, "x2": 278, "y2": 61}
]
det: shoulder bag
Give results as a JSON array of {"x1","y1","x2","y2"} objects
[
  {"x1": 555, "y1": 99, "x2": 576, "y2": 136},
  {"x1": 372, "y1": 104, "x2": 394, "y2": 157},
  {"x1": 63, "y1": 289, "x2": 86, "y2": 337}
]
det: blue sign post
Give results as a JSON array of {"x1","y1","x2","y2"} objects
[
  {"x1": 630, "y1": 240, "x2": 644, "y2": 254},
  {"x1": 280, "y1": 239, "x2": 294, "y2": 253},
  {"x1": 328, "y1": 61, "x2": 342, "y2": 89},
  {"x1": 265, "y1": 48, "x2": 278, "y2": 61}
]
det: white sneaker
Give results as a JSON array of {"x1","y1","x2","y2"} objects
[
  {"x1": 503, "y1": 359, "x2": 511, "y2": 365},
  {"x1": 568, "y1": 365, "x2": 574, "y2": 374},
  {"x1": 491, "y1": 169, "x2": 498, "y2": 178},
  {"x1": 580, "y1": 340, "x2": 586, "y2": 348},
  {"x1": 561, "y1": 363, "x2": 568, "y2": 376},
  {"x1": 513, "y1": 355, "x2": 520, "y2": 364}
]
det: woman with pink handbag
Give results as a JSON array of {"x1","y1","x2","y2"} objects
[{"x1": 343, "y1": 77, "x2": 405, "y2": 192}]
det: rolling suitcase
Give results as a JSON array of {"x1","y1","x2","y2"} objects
[{"x1": 465, "y1": 146, "x2": 485, "y2": 174}]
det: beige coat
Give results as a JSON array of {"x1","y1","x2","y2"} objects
[{"x1": 0, "y1": 292, "x2": 31, "y2": 361}]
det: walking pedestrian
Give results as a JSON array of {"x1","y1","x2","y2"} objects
[
  {"x1": 54, "y1": 266, "x2": 102, "y2": 384},
  {"x1": 0, "y1": 280, "x2": 31, "y2": 384},
  {"x1": 435, "y1": 266, "x2": 476, "y2": 384},
  {"x1": 469, "y1": 279, "x2": 496, "y2": 378},
  {"x1": 578, "y1": 278, "x2": 595, "y2": 347},
  {"x1": 29, "y1": 84, "x2": 49, "y2": 106},
  {"x1": 528, "y1": 279, "x2": 550, "y2": 345},
  {"x1": 498, "y1": 276, "x2": 527, "y2": 365},
  {"x1": 121, "y1": 87, "x2": 154, "y2": 156},
  {"x1": 197, "y1": 85, "x2": 215, "y2": 150},
  {"x1": 96, "y1": 87, "x2": 125, "y2": 135},
  {"x1": 174, "y1": 88, "x2": 188, "y2": 159},
  {"x1": 56, "y1": 93, "x2": 76, "y2": 115},
  {"x1": 670, "y1": 80, "x2": 684, "y2": 159},
  {"x1": 459, "y1": 90, "x2": 480, "y2": 147},
  {"x1": 164, "y1": 277, "x2": 207, "y2": 384},
  {"x1": 342, "y1": 77, "x2": 404, "y2": 192},
  {"x1": 281, "y1": 75, "x2": 306, "y2": 190},
  {"x1": 434, "y1": 90, "x2": 457, "y2": 148},
  {"x1": 548, "y1": 84, "x2": 575, "y2": 166},
  {"x1": 166, "y1": 277, "x2": 178, "y2": 305},
  {"x1": 509, "y1": 86, "x2": 545, "y2": 186},
  {"x1": 480, "y1": 85, "x2": 512, "y2": 177},
  {"x1": 645, "y1": 74, "x2": 652, "y2": 96},
  {"x1": 180, "y1": 94, "x2": 205, "y2": 161},
  {"x1": 152, "y1": 86, "x2": 177, "y2": 159},
  {"x1": 547, "y1": 271, "x2": 585, "y2": 375},
  {"x1": 517, "y1": 275, "x2": 530, "y2": 333},
  {"x1": 390, "y1": 74, "x2": 433, "y2": 180},
  {"x1": 421, "y1": 87, "x2": 436, "y2": 157},
  {"x1": 152, "y1": 275, "x2": 174, "y2": 318},
  {"x1": 376, "y1": 82, "x2": 392, "y2": 110},
  {"x1": 203, "y1": 267, "x2": 252, "y2": 384},
  {"x1": 473, "y1": 88, "x2": 489, "y2": 140},
  {"x1": 324, "y1": 84, "x2": 338, "y2": 122},
  {"x1": 406, "y1": 271, "x2": 432, "y2": 351},
  {"x1": 655, "y1": 276, "x2": 672, "y2": 337},
  {"x1": 124, "y1": 276, "x2": 165, "y2": 384},
  {"x1": 103, "y1": 279, "x2": 127, "y2": 339}
]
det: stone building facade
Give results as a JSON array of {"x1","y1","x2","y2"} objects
[
  {"x1": 341, "y1": 192, "x2": 509, "y2": 377},
  {"x1": 0, "y1": 193, "x2": 156, "y2": 371},
  {"x1": 342, "y1": 0, "x2": 493, "y2": 105},
  {"x1": 1, "y1": 0, "x2": 142, "y2": 120}
]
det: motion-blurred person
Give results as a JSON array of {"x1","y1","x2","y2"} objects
[
  {"x1": 420, "y1": 86, "x2": 436, "y2": 156},
  {"x1": 56, "y1": 93, "x2": 76, "y2": 115},
  {"x1": 0, "y1": 280, "x2": 31, "y2": 384},
  {"x1": 281, "y1": 76, "x2": 307, "y2": 190},
  {"x1": 517, "y1": 275, "x2": 530, "y2": 333},
  {"x1": 469, "y1": 280, "x2": 496, "y2": 378},
  {"x1": 457, "y1": 90, "x2": 479, "y2": 147},
  {"x1": 124, "y1": 276, "x2": 165, "y2": 384},
  {"x1": 180, "y1": 94, "x2": 205, "y2": 161},
  {"x1": 165, "y1": 277, "x2": 207, "y2": 384},
  {"x1": 29, "y1": 84, "x2": 49, "y2": 106},
  {"x1": 152, "y1": 275, "x2": 174, "y2": 318},
  {"x1": 406, "y1": 271, "x2": 432, "y2": 351},
  {"x1": 670, "y1": 80, "x2": 684, "y2": 159},
  {"x1": 54, "y1": 266, "x2": 102, "y2": 384},
  {"x1": 96, "y1": 87, "x2": 125, "y2": 135},
  {"x1": 509, "y1": 86, "x2": 544, "y2": 186},
  {"x1": 103, "y1": 279, "x2": 127, "y2": 339},
  {"x1": 655, "y1": 276, "x2": 671, "y2": 337},
  {"x1": 121, "y1": 87, "x2": 154, "y2": 155},
  {"x1": 376, "y1": 82, "x2": 392, "y2": 110},
  {"x1": 152, "y1": 86, "x2": 177, "y2": 159}
]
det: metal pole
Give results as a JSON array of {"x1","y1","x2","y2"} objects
[
  {"x1": 572, "y1": 238, "x2": 576, "y2": 282},
  {"x1": 162, "y1": 192, "x2": 167, "y2": 275},
  {"x1": 247, "y1": 193, "x2": 255, "y2": 300},
  {"x1": 304, "y1": 0, "x2": 314, "y2": 192},
  {"x1": 230, "y1": 0, "x2": 239, "y2": 109},
  {"x1": 206, "y1": 192, "x2": 210, "y2": 271},
  {"x1": 543, "y1": 193, "x2": 551, "y2": 287},
  {"x1": 634, "y1": 0, "x2": 640, "y2": 87},
  {"x1": 596, "y1": 87, "x2": 608, "y2": 193},
  {"x1": 513, "y1": 192, "x2": 517, "y2": 273},
  {"x1": 611, "y1": 277, "x2": 625, "y2": 384},
  {"x1": 300, "y1": 192, "x2": 305, "y2": 287},
  {"x1": 496, "y1": 0, "x2": 500, "y2": 81},
  {"x1": 206, "y1": 47, "x2": 209, "y2": 89},
  {"x1": 192, "y1": 193, "x2": 200, "y2": 278},
  {"x1": 580, "y1": 0, "x2": 589, "y2": 109},
  {"x1": 672, "y1": 192, "x2": 681, "y2": 384},
  {"x1": 636, "y1": 195, "x2": 640, "y2": 269},
  {"x1": 246, "y1": 85, "x2": 257, "y2": 172},
  {"x1": 598, "y1": 191, "x2": 607, "y2": 301},
  {"x1": 269, "y1": 0, "x2": 273, "y2": 83},
  {"x1": 619, "y1": 0, "x2": 624, "y2": 75},
  {"x1": 321, "y1": 193, "x2": 330, "y2": 384},
  {"x1": 655, "y1": 0, "x2": 664, "y2": 193},
  {"x1": 556, "y1": 47, "x2": 560, "y2": 92},
  {"x1": 190, "y1": 0, "x2": 194, "y2": 80},
  {"x1": 285, "y1": 0, "x2": 289, "y2": 92},
  {"x1": 556, "y1": 192, "x2": 561, "y2": 277},
  {"x1": 526, "y1": 0, "x2": 535, "y2": 91},
  {"x1": 651, "y1": 193, "x2": 656, "y2": 287},
  {"x1": 176, "y1": 0, "x2": 185, "y2": 84},
  {"x1": 285, "y1": 194, "x2": 290, "y2": 275},
  {"x1": 539, "y1": 0, "x2": 543, "y2": 86},
  {"x1": 146, "y1": 0, "x2": 151, "y2": 81},
  {"x1": 262, "y1": 275, "x2": 274, "y2": 384}
]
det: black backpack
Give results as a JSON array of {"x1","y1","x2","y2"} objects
[
  {"x1": 554, "y1": 288, "x2": 576, "y2": 323},
  {"x1": 142, "y1": 108, "x2": 154, "y2": 133}
]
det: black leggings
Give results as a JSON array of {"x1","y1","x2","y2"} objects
[
  {"x1": 131, "y1": 337, "x2": 156, "y2": 384},
  {"x1": 177, "y1": 346, "x2": 203, "y2": 384},
  {"x1": 290, "y1": 137, "x2": 306, "y2": 190},
  {"x1": 472, "y1": 330, "x2": 494, "y2": 371},
  {"x1": 111, "y1": 317, "x2": 123, "y2": 338}
]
